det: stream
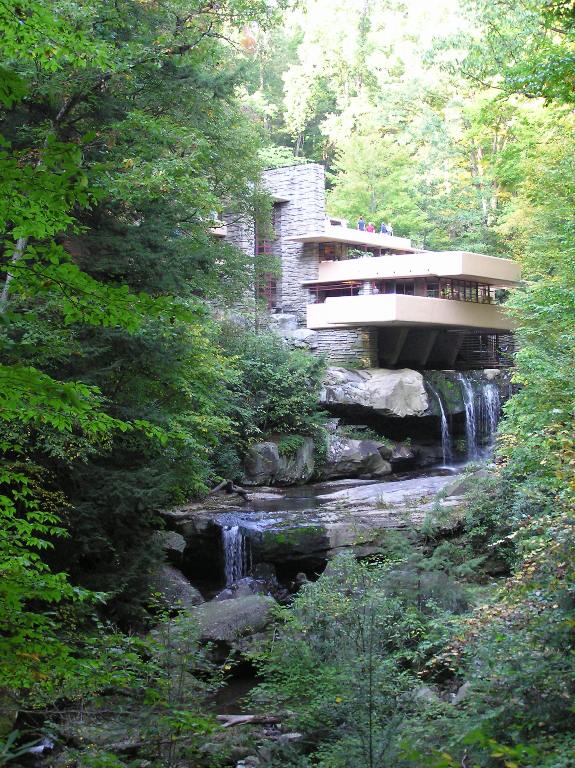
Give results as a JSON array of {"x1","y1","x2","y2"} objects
[{"x1": 214, "y1": 464, "x2": 466, "y2": 585}]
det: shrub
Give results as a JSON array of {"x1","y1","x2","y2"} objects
[{"x1": 218, "y1": 325, "x2": 326, "y2": 440}]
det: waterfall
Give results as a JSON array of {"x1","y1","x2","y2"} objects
[
  {"x1": 478, "y1": 381, "x2": 501, "y2": 450},
  {"x1": 457, "y1": 373, "x2": 479, "y2": 460},
  {"x1": 427, "y1": 382, "x2": 453, "y2": 466},
  {"x1": 456, "y1": 374, "x2": 502, "y2": 460},
  {"x1": 219, "y1": 517, "x2": 250, "y2": 586}
]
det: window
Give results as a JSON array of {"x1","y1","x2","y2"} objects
[
  {"x1": 479, "y1": 285, "x2": 492, "y2": 303},
  {"x1": 426, "y1": 279, "x2": 439, "y2": 298},
  {"x1": 439, "y1": 279, "x2": 493, "y2": 303},
  {"x1": 319, "y1": 243, "x2": 345, "y2": 261},
  {"x1": 308, "y1": 282, "x2": 361, "y2": 303},
  {"x1": 257, "y1": 273, "x2": 278, "y2": 309},
  {"x1": 256, "y1": 238, "x2": 273, "y2": 256},
  {"x1": 255, "y1": 224, "x2": 277, "y2": 309},
  {"x1": 395, "y1": 280, "x2": 415, "y2": 296}
]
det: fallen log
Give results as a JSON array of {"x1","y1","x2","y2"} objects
[
  {"x1": 216, "y1": 714, "x2": 282, "y2": 728},
  {"x1": 209, "y1": 480, "x2": 250, "y2": 502}
]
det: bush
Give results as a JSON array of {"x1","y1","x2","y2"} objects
[
  {"x1": 251, "y1": 555, "x2": 460, "y2": 768},
  {"x1": 218, "y1": 325, "x2": 326, "y2": 441}
]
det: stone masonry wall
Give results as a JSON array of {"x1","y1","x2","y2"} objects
[
  {"x1": 263, "y1": 164, "x2": 325, "y2": 323},
  {"x1": 224, "y1": 213, "x2": 256, "y2": 311},
  {"x1": 316, "y1": 328, "x2": 378, "y2": 367},
  {"x1": 225, "y1": 164, "x2": 378, "y2": 367},
  {"x1": 225, "y1": 214, "x2": 255, "y2": 260}
]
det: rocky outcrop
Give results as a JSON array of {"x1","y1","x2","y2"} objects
[
  {"x1": 243, "y1": 442, "x2": 280, "y2": 485},
  {"x1": 390, "y1": 442, "x2": 415, "y2": 463},
  {"x1": 321, "y1": 434, "x2": 392, "y2": 480},
  {"x1": 154, "y1": 530, "x2": 187, "y2": 566},
  {"x1": 268, "y1": 312, "x2": 319, "y2": 350},
  {"x1": 320, "y1": 367, "x2": 429, "y2": 417},
  {"x1": 162, "y1": 471, "x2": 467, "y2": 584},
  {"x1": 253, "y1": 473, "x2": 465, "y2": 567},
  {"x1": 243, "y1": 433, "x2": 396, "y2": 485},
  {"x1": 191, "y1": 594, "x2": 277, "y2": 643},
  {"x1": 243, "y1": 437, "x2": 315, "y2": 486},
  {"x1": 150, "y1": 565, "x2": 204, "y2": 610}
]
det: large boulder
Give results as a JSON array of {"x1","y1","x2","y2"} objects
[
  {"x1": 150, "y1": 565, "x2": 204, "y2": 610},
  {"x1": 154, "y1": 530, "x2": 187, "y2": 565},
  {"x1": 290, "y1": 328, "x2": 319, "y2": 349},
  {"x1": 191, "y1": 595, "x2": 277, "y2": 643},
  {"x1": 275, "y1": 437, "x2": 315, "y2": 485},
  {"x1": 269, "y1": 313, "x2": 319, "y2": 350},
  {"x1": 390, "y1": 442, "x2": 415, "y2": 463},
  {"x1": 243, "y1": 442, "x2": 279, "y2": 485},
  {"x1": 320, "y1": 367, "x2": 429, "y2": 417},
  {"x1": 321, "y1": 434, "x2": 392, "y2": 480},
  {"x1": 243, "y1": 437, "x2": 314, "y2": 486}
]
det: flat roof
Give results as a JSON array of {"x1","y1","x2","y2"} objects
[
  {"x1": 300, "y1": 250, "x2": 521, "y2": 287},
  {"x1": 286, "y1": 225, "x2": 418, "y2": 253}
]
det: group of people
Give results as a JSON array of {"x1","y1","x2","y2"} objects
[{"x1": 357, "y1": 216, "x2": 393, "y2": 236}]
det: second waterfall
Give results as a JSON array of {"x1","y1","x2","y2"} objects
[{"x1": 456, "y1": 373, "x2": 503, "y2": 460}]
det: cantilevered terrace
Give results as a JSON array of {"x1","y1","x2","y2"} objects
[{"x1": 289, "y1": 223, "x2": 521, "y2": 368}]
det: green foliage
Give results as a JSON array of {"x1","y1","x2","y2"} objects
[
  {"x1": 0, "y1": 730, "x2": 44, "y2": 766},
  {"x1": 311, "y1": 426, "x2": 329, "y2": 475},
  {"x1": 219, "y1": 325, "x2": 326, "y2": 442},
  {"x1": 337, "y1": 424, "x2": 392, "y2": 445},
  {"x1": 0, "y1": 0, "x2": 285, "y2": 722},
  {"x1": 252, "y1": 555, "x2": 462, "y2": 768},
  {"x1": 36, "y1": 614, "x2": 226, "y2": 767},
  {"x1": 277, "y1": 434, "x2": 306, "y2": 457},
  {"x1": 328, "y1": 130, "x2": 430, "y2": 241},
  {"x1": 258, "y1": 145, "x2": 310, "y2": 168}
]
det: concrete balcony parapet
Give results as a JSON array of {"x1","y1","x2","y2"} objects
[
  {"x1": 307, "y1": 293, "x2": 515, "y2": 332},
  {"x1": 309, "y1": 250, "x2": 521, "y2": 287},
  {"x1": 287, "y1": 223, "x2": 416, "y2": 253}
]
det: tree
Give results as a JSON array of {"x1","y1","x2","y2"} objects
[
  {"x1": 327, "y1": 128, "x2": 430, "y2": 240},
  {"x1": 0, "y1": 0, "x2": 284, "y2": 700}
]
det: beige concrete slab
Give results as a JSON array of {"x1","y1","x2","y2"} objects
[
  {"x1": 307, "y1": 251, "x2": 520, "y2": 286},
  {"x1": 287, "y1": 224, "x2": 416, "y2": 253},
  {"x1": 307, "y1": 294, "x2": 515, "y2": 332}
]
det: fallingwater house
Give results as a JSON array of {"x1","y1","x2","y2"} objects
[
  {"x1": 217, "y1": 163, "x2": 521, "y2": 370},
  {"x1": 182, "y1": 163, "x2": 523, "y2": 586}
]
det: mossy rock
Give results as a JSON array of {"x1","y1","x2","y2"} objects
[
  {"x1": 425, "y1": 372, "x2": 465, "y2": 415},
  {"x1": 259, "y1": 524, "x2": 328, "y2": 560}
]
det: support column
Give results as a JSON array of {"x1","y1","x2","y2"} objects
[
  {"x1": 419, "y1": 330, "x2": 439, "y2": 367},
  {"x1": 446, "y1": 333, "x2": 465, "y2": 366},
  {"x1": 386, "y1": 328, "x2": 409, "y2": 367}
]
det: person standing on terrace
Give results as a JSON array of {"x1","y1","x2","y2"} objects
[
  {"x1": 357, "y1": 215, "x2": 366, "y2": 231},
  {"x1": 366, "y1": 221, "x2": 376, "y2": 232},
  {"x1": 380, "y1": 221, "x2": 390, "y2": 235}
]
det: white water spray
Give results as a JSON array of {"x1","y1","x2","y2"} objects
[
  {"x1": 220, "y1": 517, "x2": 250, "y2": 586},
  {"x1": 427, "y1": 382, "x2": 453, "y2": 466},
  {"x1": 478, "y1": 381, "x2": 501, "y2": 451},
  {"x1": 457, "y1": 373, "x2": 479, "y2": 460},
  {"x1": 456, "y1": 373, "x2": 502, "y2": 460}
]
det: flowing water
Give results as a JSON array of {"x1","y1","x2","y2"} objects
[
  {"x1": 478, "y1": 381, "x2": 501, "y2": 451},
  {"x1": 457, "y1": 373, "x2": 479, "y2": 460},
  {"x1": 456, "y1": 373, "x2": 502, "y2": 460},
  {"x1": 427, "y1": 382, "x2": 453, "y2": 466},
  {"x1": 219, "y1": 514, "x2": 251, "y2": 585},
  {"x1": 213, "y1": 373, "x2": 504, "y2": 587}
]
